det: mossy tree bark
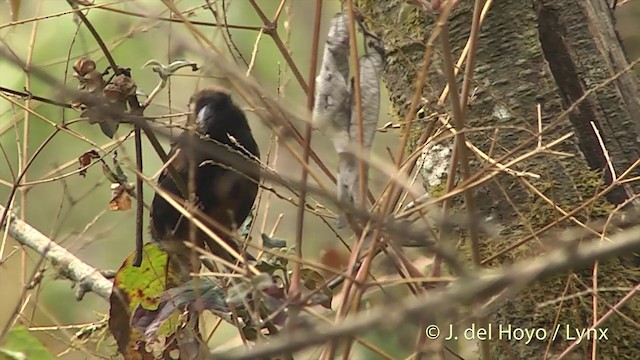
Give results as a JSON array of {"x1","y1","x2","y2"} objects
[{"x1": 358, "y1": 0, "x2": 640, "y2": 358}]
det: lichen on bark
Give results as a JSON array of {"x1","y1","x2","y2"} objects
[{"x1": 356, "y1": 0, "x2": 640, "y2": 358}]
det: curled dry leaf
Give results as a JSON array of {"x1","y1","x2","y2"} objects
[
  {"x1": 141, "y1": 59, "x2": 199, "y2": 107},
  {"x1": 312, "y1": 12, "x2": 351, "y2": 141},
  {"x1": 81, "y1": 70, "x2": 105, "y2": 94},
  {"x1": 336, "y1": 37, "x2": 385, "y2": 228},
  {"x1": 312, "y1": 17, "x2": 385, "y2": 228},
  {"x1": 78, "y1": 150, "x2": 133, "y2": 210},
  {"x1": 78, "y1": 150, "x2": 100, "y2": 177},
  {"x1": 73, "y1": 57, "x2": 96, "y2": 77},
  {"x1": 74, "y1": 58, "x2": 104, "y2": 94},
  {"x1": 103, "y1": 75, "x2": 137, "y2": 102},
  {"x1": 109, "y1": 183, "x2": 133, "y2": 211},
  {"x1": 142, "y1": 59, "x2": 199, "y2": 81},
  {"x1": 71, "y1": 57, "x2": 135, "y2": 138}
]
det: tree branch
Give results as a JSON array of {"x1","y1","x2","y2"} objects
[{"x1": 0, "y1": 205, "x2": 112, "y2": 301}]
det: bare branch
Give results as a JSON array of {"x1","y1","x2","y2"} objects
[{"x1": 0, "y1": 205, "x2": 112, "y2": 301}]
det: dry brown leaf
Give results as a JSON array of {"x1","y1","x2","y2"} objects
[{"x1": 109, "y1": 183, "x2": 132, "y2": 211}]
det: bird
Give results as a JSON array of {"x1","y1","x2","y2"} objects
[{"x1": 149, "y1": 87, "x2": 260, "y2": 267}]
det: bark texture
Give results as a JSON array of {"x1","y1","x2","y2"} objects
[{"x1": 357, "y1": 0, "x2": 640, "y2": 358}]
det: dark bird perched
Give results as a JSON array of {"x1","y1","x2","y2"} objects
[{"x1": 149, "y1": 88, "x2": 260, "y2": 265}]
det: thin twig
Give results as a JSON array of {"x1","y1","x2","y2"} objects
[
  {"x1": 0, "y1": 86, "x2": 73, "y2": 108},
  {"x1": 98, "y1": 5, "x2": 262, "y2": 32},
  {"x1": 347, "y1": 0, "x2": 367, "y2": 210},
  {"x1": 288, "y1": 0, "x2": 323, "y2": 344},
  {"x1": 68, "y1": 2, "x2": 119, "y2": 75},
  {"x1": 133, "y1": 128, "x2": 144, "y2": 266},
  {"x1": 248, "y1": 0, "x2": 308, "y2": 94},
  {"x1": 328, "y1": 4, "x2": 369, "y2": 359},
  {"x1": 440, "y1": 16, "x2": 488, "y2": 360}
]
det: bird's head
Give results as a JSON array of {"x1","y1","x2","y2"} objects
[{"x1": 189, "y1": 87, "x2": 245, "y2": 137}]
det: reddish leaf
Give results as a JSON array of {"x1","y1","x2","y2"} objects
[
  {"x1": 78, "y1": 150, "x2": 100, "y2": 177},
  {"x1": 319, "y1": 247, "x2": 349, "y2": 280},
  {"x1": 320, "y1": 247, "x2": 348, "y2": 271}
]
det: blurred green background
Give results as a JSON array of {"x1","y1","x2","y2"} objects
[{"x1": 1, "y1": 1, "x2": 639, "y2": 359}]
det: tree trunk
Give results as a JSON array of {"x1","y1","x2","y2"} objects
[{"x1": 358, "y1": 0, "x2": 640, "y2": 358}]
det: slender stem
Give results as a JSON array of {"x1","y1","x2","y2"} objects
[
  {"x1": 19, "y1": 0, "x2": 42, "y2": 308},
  {"x1": 248, "y1": 0, "x2": 308, "y2": 94},
  {"x1": 0, "y1": 86, "x2": 73, "y2": 108},
  {"x1": 328, "y1": 4, "x2": 369, "y2": 359},
  {"x1": 98, "y1": 6, "x2": 262, "y2": 31},
  {"x1": 440, "y1": 20, "x2": 487, "y2": 360},
  {"x1": 346, "y1": 0, "x2": 367, "y2": 210},
  {"x1": 133, "y1": 128, "x2": 144, "y2": 266},
  {"x1": 289, "y1": 0, "x2": 323, "y2": 323},
  {"x1": 68, "y1": 2, "x2": 119, "y2": 75}
]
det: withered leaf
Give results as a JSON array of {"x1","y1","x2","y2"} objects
[
  {"x1": 104, "y1": 75, "x2": 137, "y2": 102},
  {"x1": 109, "y1": 183, "x2": 133, "y2": 211},
  {"x1": 71, "y1": 101, "x2": 86, "y2": 111},
  {"x1": 78, "y1": 150, "x2": 100, "y2": 177},
  {"x1": 73, "y1": 57, "x2": 96, "y2": 77},
  {"x1": 300, "y1": 268, "x2": 333, "y2": 309},
  {"x1": 80, "y1": 70, "x2": 105, "y2": 93}
]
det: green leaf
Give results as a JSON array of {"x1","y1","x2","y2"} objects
[
  {"x1": 300, "y1": 268, "x2": 333, "y2": 309},
  {"x1": 99, "y1": 121, "x2": 118, "y2": 138},
  {"x1": 261, "y1": 233, "x2": 287, "y2": 249},
  {"x1": 108, "y1": 243, "x2": 185, "y2": 360},
  {"x1": 0, "y1": 326, "x2": 55, "y2": 360},
  {"x1": 111, "y1": 152, "x2": 129, "y2": 183},
  {"x1": 226, "y1": 273, "x2": 273, "y2": 305},
  {"x1": 100, "y1": 163, "x2": 120, "y2": 183},
  {"x1": 131, "y1": 277, "x2": 232, "y2": 338},
  {"x1": 238, "y1": 211, "x2": 254, "y2": 239}
]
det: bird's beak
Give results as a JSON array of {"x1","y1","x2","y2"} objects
[{"x1": 196, "y1": 104, "x2": 211, "y2": 126}]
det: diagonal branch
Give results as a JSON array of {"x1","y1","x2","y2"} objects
[{"x1": 0, "y1": 205, "x2": 112, "y2": 301}]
